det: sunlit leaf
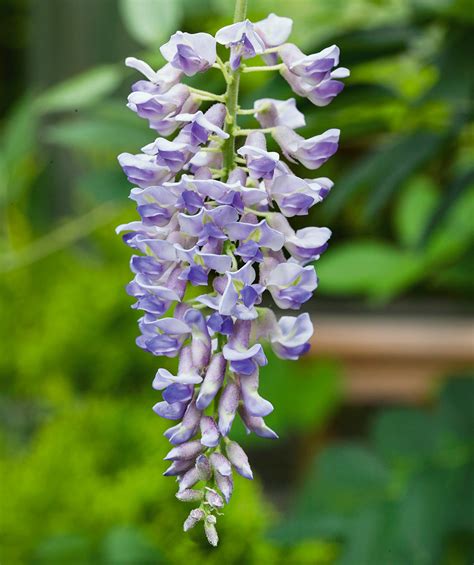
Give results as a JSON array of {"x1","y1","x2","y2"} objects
[
  {"x1": 119, "y1": 0, "x2": 182, "y2": 48},
  {"x1": 36, "y1": 66, "x2": 123, "y2": 114},
  {"x1": 394, "y1": 176, "x2": 438, "y2": 248},
  {"x1": 316, "y1": 241, "x2": 422, "y2": 299},
  {"x1": 45, "y1": 118, "x2": 149, "y2": 153}
]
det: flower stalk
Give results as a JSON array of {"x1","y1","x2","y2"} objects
[{"x1": 117, "y1": 2, "x2": 349, "y2": 546}]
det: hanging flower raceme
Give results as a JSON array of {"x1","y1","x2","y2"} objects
[{"x1": 117, "y1": 5, "x2": 348, "y2": 547}]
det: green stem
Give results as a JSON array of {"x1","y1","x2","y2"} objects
[
  {"x1": 222, "y1": 0, "x2": 248, "y2": 178},
  {"x1": 187, "y1": 86, "x2": 225, "y2": 102},
  {"x1": 242, "y1": 63, "x2": 285, "y2": 73},
  {"x1": 235, "y1": 127, "x2": 275, "y2": 136},
  {"x1": 237, "y1": 108, "x2": 256, "y2": 115}
]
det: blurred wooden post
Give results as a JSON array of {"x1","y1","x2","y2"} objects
[{"x1": 309, "y1": 315, "x2": 474, "y2": 404}]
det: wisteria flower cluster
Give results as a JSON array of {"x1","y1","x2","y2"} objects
[{"x1": 117, "y1": 5, "x2": 348, "y2": 546}]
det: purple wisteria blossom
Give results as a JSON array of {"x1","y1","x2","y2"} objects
[
  {"x1": 117, "y1": 6, "x2": 348, "y2": 546},
  {"x1": 160, "y1": 32, "x2": 217, "y2": 76},
  {"x1": 216, "y1": 20, "x2": 265, "y2": 71}
]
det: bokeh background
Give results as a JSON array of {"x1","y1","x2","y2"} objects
[{"x1": 1, "y1": 0, "x2": 473, "y2": 563}]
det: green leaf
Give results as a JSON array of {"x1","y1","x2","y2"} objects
[
  {"x1": 45, "y1": 118, "x2": 149, "y2": 154},
  {"x1": 420, "y1": 169, "x2": 474, "y2": 245},
  {"x1": 76, "y1": 169, "x2": 130, "y2": 204},
  {"x1": 316, "y1": 241, "x2": 422, "y2": 299},
  {"x1": 413, "y1": 0, "x2": 474, "y2": 25},
  {"x1": 296, "y1": 445, "x2": 389, "y2": 518},
  {"x1": 372, "y1": 408, "x2": 441, "y2": 466},
  {"x1": 35, "y1": 66, "x2": 123, "y2": 114},
  {"x1": 339, "y1": 503, "x2": 402, "y2": 565},
  {"x1": 119, "y1": 0, "x2": 182, "y2": 48},
  {"x1": 425, "y1": 189, "x2": 474, "y2": 264},
  {"x1": 394, "y1": 470, "x2": 457, "y2": 564},
  {"x1": 326, "y1": 131, "x2": 446, "y2": 220},
  {"x1": 100, "y1": 526, "x2": 164, "y2": 564},
  {"x1": 33, "y1": 533, "x2": 93, "y2": 564},
  {"x1": 439, "y1": 377, "x2": 474, "y2": 441},
  {"x1": 394, "y1": 176, "x2": 438, "y2": 248},
  {"x1": 271, "y1": 445, "x2": 389, "y2": 544},
  {"x1": 1, "y1": 95, "x2": 41, "y2": 204},
  {"x1": 319, "y1": 25, "x2": 416, "y2": 66}
]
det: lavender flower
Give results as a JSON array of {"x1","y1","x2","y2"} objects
[
  {"x1": 118, "y1": 6, "x2": 347, "y2": 546},
  {"x1": 160, "y1": 32, "x2": 217, "y2": 76},
  {"x1": 216, "y1": 20, "x2": 265, "y2": 70}
]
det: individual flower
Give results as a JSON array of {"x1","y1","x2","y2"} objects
[
  {"x1": 272, "y1": 127, "x2": 340, "y2": 169},
  {"x1": 280, "y1": 44, "x2": 350, "y2": 106},
  {"x1": 218, "y1": 262, "x2": 264, "y2": 320},
  {"x1": 254, "y1": 98, "x2": 305, "y2": 129},
  {"x1": 269, "y1": 174, "x2": 333, "y2": 217},
  {"x1": 117, "y1": 153, "x2": 173, "y2": 187},
  {"x1": 125, "y1": 57, "x2": 183, "y2": 93},
  {"x1": 265, "y1": 262, "x2": 318, "y2": 309},
  {"x1": 175, "y1": 104, "x2": 229, "y2": 146},
  {"x1": 285, "y1": 226, "x2": 332, "y2": 263},
  {"x1": 280, "y1": 44, "x2": 340, "y2": 84},
  {"x1": 142, "y1": 137, "x2": 195, "y2": 172},
  {"x1": 160, "y1": 31, "x2": 217, "y2": 76},
  {"x1": 126, "y1": 84, "x2": 197, "y2": 135},
  {"x1": 216, "y1": 19, "x2": 265, "y2": 70},
  {"x1": 178, "y1": 205, "x2": 239, "y2": 245},
  {"x1": 237, "y1": 132, "x2": 280, "y2": 180},
  {"x1": 226, "y1": 219, "x2": 285, "y2": 262},
  {"x1": 255, "y1": 13, "x2": 293, "y2": 64},
  {"x1": 270, "y1": 313, "x2": 314, "y2": 360}
]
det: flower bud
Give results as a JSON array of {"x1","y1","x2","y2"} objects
[
  {"x1": 205, "y1": 488, "x2": 224, "y2": 508},
  {"x1": 209, "y1": 452, "x2": 232, "y2": 476},
  {"x1": 176, "y1": 489, "x2": 204, "y2": 502},
  {"x1": 204, "y1": 515, "x2": 219, "y2": 546},
  {"x1": 218, "y1": 382, "x2": 240, "y2": 436},
  {"x1": 215, "y1": 471, "x2": 233, "y2": 503},
  {"x1": 196, "y1": 354, "x2": 226, "y2": 410},
  {"x1": 163, "y1": 458, "x2": 194, "y2": 476},
  {"x1": 164, "y1": 440, "x2": 204, "y2": 461},
  {"x1": 225, "y1": 440, "x2": 253, "y2": 480},
  {"x1": 200, "y1": 416, "x2": 220, "y2": 448},
  {"x1": 183, "y1": 508, "x2": 205, "y2": 532},
  {"x1": 195, "y1": 454, "x2": 211, "y2": 481}
]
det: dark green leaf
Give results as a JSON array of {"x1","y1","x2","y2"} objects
[
  {"x1": 326, "y1": 131, "x2": 446, "y2": 220},
  {"x1": 438, "y1": 377, "x2": 474, "y2": 441},
  {"x1": 100, "y1": 526, "x2": 164, "y2": 564},
  {"x1": 372, "y1": 408, "x2": 441, "y2": 465},
  {"x1": 295, "y1": 445, "x2": 389, "y2": 517},
  {"x1": 313, "y1": 26, "x2": 417, "y2": 66},
  {"x1": 420, "y1": 169, "x2": 474, "y2": 245}
]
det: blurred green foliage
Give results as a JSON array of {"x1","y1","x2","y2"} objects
[
  {"x1": 1, "y1": 0, "x2": 473, "y2": 562},
  {"x1": 0, "y1": 399, "x2": 277, "y2": 564},
  {"x1": 271, "y1": 378, "x2": 474, "y2": 564}
]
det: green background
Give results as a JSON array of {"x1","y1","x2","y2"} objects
[{"x1": 0, "y1": 0, "x2": 473, "y2": 563}]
